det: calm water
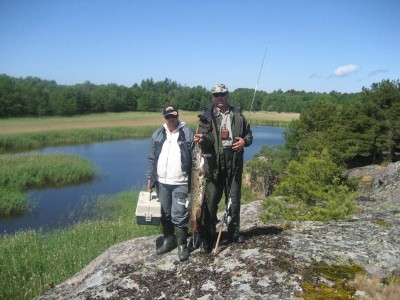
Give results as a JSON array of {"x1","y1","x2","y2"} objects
[{"x1": 0, "y1": 126, "x2": 285, "y2": 234}]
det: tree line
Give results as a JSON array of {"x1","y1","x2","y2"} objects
[
  {"x1": 283, "y1": 79, "x2": 400, "y2": 166},
  {"x1": 2, "y1": 73, "x2": 398, "y2": 163},
  {"x1": 1, "y1": 73, "x2": 360, "y2": 118},
  {"x1": 1, "y1": 73, "x2": 399, "y2": 164}
]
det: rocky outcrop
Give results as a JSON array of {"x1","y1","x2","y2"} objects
[{"x1": 36, "y1": 162, "x2": 400, "y2": 299}]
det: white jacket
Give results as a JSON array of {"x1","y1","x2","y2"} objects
[{"x1": 157, "y1": 122, "x2": 189, "y2": 185}]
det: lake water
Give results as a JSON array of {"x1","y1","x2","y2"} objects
[{"x1": 0, "y1": 126, "x2": 285, "y2": 234}]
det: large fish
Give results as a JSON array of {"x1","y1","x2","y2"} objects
[{"x1": 188, "y1": 142, "x2": 205, "y2": 234}]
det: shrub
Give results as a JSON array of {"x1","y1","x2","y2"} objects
[
  {"x1": 261, "y1": 150, "x2": 357, "y2": 222},
  {"x1": 245, "y1": 145, "x2": 292, "y2": 198}
]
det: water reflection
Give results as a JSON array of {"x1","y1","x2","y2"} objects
[{"x1": 0, "y1": 126, "x2": 285, "y2": 234}]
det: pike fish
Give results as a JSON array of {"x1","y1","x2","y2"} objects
[{"x1": 188, "y1": 142, "x2": 205, "y2": 233}]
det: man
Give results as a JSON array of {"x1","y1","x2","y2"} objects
[
  {"x1": 147, "y1": 105, "x2": 195, "y2": 261},
  {"x1": 194, "y1": 84, "x2": 253, "y2": 252}
]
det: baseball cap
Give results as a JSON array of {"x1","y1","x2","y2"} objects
[
  {"x1": 211, "y1": 84, "x2": 229, "y2": 94},
  {"x1": 162, "y1": 105, "x2": 178, "y2": 117}
]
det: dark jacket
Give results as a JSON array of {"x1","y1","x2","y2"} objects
[
  {"x1": 147, "y1": 124, "x2": 194, "y2": 189},
  {"x1": 198, "y1": 104, "x2": 253, "y2": 180}
]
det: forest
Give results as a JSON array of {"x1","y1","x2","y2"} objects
[{"x1": 1, "y1": 73, "x2": 360, "y2": 117}]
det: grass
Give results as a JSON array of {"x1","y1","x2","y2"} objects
[
  {"x1": 0, "y1": 111, "x2": 298, "y2": 135},
  {"x1": 349, "y1": 274, "x2": 400, "y2": 300},
  {"x1": 298, "y1": 261, "x2": 400, "y2": 300},
  {"x1": 0, "y1": 153, "x2": 96, "y2": 189},
  {"x1": 246, "y1": 111, "x2": 300, "y2": 127},
  {"x1": 0, "y1": 153, "x2": 96, "y2": 216},
  {"x1": 0, "y1": 190, "x2": 161, "y2": 300},
  {"x1": 0, "y1": 126, "x2": 159, "y2": 153},
  {"x1": 0, "y1": 187, "x2": 26, "y2": 217},
  {"x1": 0, "y1": 111, "x2": 299, "y2": 152},
  {"x1": 0, "y1": 112, "x2": 194, "y2": 135}
]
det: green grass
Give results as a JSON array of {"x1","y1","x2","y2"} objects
[
  {"x1": 0, "y1": 126, "x2": 159, "y2": 153},
  {"x1": 0, "y1": 111, "x2": 197, "y2": 152},
  {"x1": 247, "y1": 119, "x2": 292, "y2": 127},
  {"x1": 0, "y1": 187, "x2": 26, "y2": 217},
  {"x1": 0, "y1": 111, "x2": 296, "y2": 152},
  {"x1": 0, "y1": 153, "x2": 96, "y2": 216},
  {"x1": 0, "y1": 190, "x2": 161, "y2": 300}
]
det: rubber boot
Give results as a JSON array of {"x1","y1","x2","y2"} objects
[
  {"x1": 156, "y1": 222, "x2": 177, "y2": 255},
  {"x1": 232, "y1": 232, "x2": 245, "y2": 243},
  {"x1": 175, "y1": 226, "x2": 189, "y2": 261},
  {"x1": 200, "y1": 227, "x2": 216, "y2": 254},
  {"x1": 201, "y1": 236, "x2": 214, "y2": 254},
  {"x1": 228, "y1": 224, "x2": 245, "y2": 243}
]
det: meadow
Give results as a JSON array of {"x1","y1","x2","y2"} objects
[
  {"x1": 0, "y1": 111, "x2": 299, "y2": 135},
  {"x1": 0, "y1": 111, "x2": 298, "y2": 152}
]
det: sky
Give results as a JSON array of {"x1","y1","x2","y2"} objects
[{"x1": 1, "y1": 0, "x2": 399, "y2": 94}]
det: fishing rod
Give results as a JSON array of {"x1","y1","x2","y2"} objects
[{"x1": 249, "y1": 45, "x2": 268, "y2": 117}]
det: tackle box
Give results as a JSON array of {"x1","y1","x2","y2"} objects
[{"x1": 135, "y1": 191, "x2": 161, "y2": 225}]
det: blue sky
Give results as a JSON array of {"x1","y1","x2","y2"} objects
[{"x1": 1, "y1": 0, "x2": 399, "y2": 93}]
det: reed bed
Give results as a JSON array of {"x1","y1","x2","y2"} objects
[
  {"x1": 0, "y1": 126, "x2": 159, "y2": 153},
  {"x1": 0, "y1": 111, "x2": 298, "y2": 152},
  {"x1": 247, "y1": 111, "x2": 300, "y2": 121},
  {"x1": 0, "y1": 153, "x2": 96, "y2": 216},
  {"x1": 247, "y1": 119, "x2": 292, "y2": 127},
  {"x1": 0, "y1": 187, "x2": 26, "y2": 217},
  {"x1": 0, "y1": 190, "x2": 160, "y2": 300},
  {"x1": 246, "y1": 111, "x2": 299, "y2": 127},
  {"x1": 0, "y1": 112, "x2": 171, "y2": 134}
]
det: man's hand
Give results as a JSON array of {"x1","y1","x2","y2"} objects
[
  {"x1": 194, "y1": 133, "x2": 203, "y2": 144},
  {"x1": 232, "y1": 137, "x2": 245, "y2": 152}
]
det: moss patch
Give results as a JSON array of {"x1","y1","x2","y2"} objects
[
  {"x1": 376, "y1": 219, "x2": 392, "y2": 227},
  {"x1": 299, "y1": 261, "x2": 364, "y2": 299}
]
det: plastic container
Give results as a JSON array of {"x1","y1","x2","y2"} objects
[{"x1": 135, "y1": 191, "x2": 161, "y2": 225}]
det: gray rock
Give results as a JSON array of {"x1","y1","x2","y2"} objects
[{"x1": 35, "y1": 162, "x2": 400, "y2": 299}]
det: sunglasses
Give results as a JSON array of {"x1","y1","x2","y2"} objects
[
  {"x1": 165, "y1": 114, "x2": 178, "y2": 119},
  {"x1": 213, "y1": 92, "x2": 227, "y2": 97}
]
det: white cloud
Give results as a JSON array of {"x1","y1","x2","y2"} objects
[{"x1": 333, "y1": 64, "x2": 360, "y2": 77}]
